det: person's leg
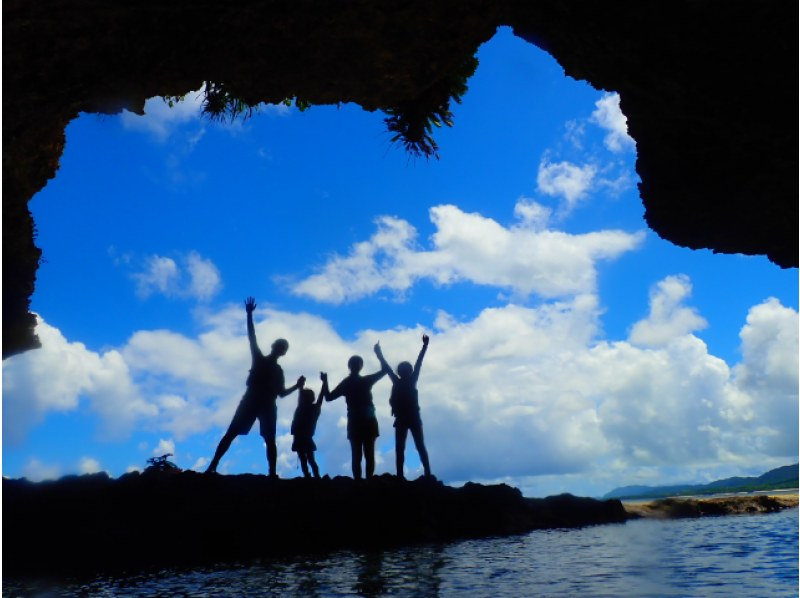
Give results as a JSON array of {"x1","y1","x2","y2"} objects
[
  {"x1": 266, "y1": 438, "x2": 278, "y2": 477},
  {"x1": 410, "y1": 424, "x2": 431, "y2": 477},
  {"x1": 261, "y1": 407, "x2": 279, "y2": 477},
  {"x1": 299, "y1": 453, "x2": 310, "y2": 478},
  {"x1": 364, "y1": 437, "x2": 376, "y2": 479},
  {"x1": 206, "y1": 430, "x2": 237, "y2": 473},
  {"x1": 350, "y1": 438, "x2": 363, "y2": 479},
  {"x1": 308, "y1": 452, "x2": 320, "y2": 478},
  {"x1": 395, "y1": 426, "x2": 408, "y2": 478}
]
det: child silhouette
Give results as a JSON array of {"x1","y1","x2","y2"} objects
[{"x1": 291, "y1": 373, "x2": 326, "y2": 478}]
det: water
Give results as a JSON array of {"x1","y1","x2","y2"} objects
[{"x1": 5, "y1": 509, "x2": 797, "y2": 597}]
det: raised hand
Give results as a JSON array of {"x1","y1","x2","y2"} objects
[
  {"x1": 320, "y1": 372, "x2": 328, "y2": 383},
  {"x1": 422, "y1": 334, "x2": 430, "y2": 346},
  {"x1": 245, "y1": 296, "x2": 256, "y2": 314},
  {"x1": 297, "y1": 375, "x2": 306, "y2": 388},
  {"x1": 374, "y1": 341, "x2": 383, "y2": 356}
]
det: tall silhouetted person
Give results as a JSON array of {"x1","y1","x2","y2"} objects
[
  {"x1": 374, "y1": 335, "x2": 431, "y2": 479},
  {"x1": 291, "y1": 372, "x2": 327, "y2": 478},
  {"x1": 323, "y1": 349, "x2": 387, "y2": 479},
  {"x1": 206, "y1": 297, "x2": 305, "y2": 476}
]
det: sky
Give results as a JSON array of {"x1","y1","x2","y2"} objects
[{"x1": 3, "y1": 28, "x2": 798, "y2": 498}]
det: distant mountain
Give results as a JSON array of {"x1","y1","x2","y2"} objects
[{"x1": 603, "y1": 464, "x2": 799, "y2": 500}]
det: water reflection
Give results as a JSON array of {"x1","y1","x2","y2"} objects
[{"x1": 4, "y1": 509, "x2": 797, "y2": 597}]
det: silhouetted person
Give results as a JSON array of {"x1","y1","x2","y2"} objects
[
  {"x1": 323, "y1": 350, "x2": 387, "y2": 479},
  {"x1": 291, "y1": 373, "x2": 326, "y2": 478},
  {"x1": 206, "y1": 296, "x2": 305, "y2": 476},
  {"x1": 374, "y1": 335, "x2": 431, "y2": 479}
]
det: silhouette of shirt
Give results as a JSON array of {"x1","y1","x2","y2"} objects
[
  {"x1": 329, "y1": 372, "x2": 384, "y2": 424},
  {"x1": 291, "y1": 400, "x2": 322, "y2": 439},
  {"x1": 246, "y1": 354, "x2": 285, "y2": 403},
  {"x1": 389, "y1": 377, "x2": 421, "y2": 425}
]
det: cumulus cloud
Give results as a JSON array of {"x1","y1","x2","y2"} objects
[
  {"x1": 628, "y1": 275, "x2": 708, "y2": 347},
  {"x1": 2, "y1": 316, "x2": 157, "y2": 446},
  {"x1": 120, "y1": 87, "x2": 293, "y2": 142},
  {"x1": 131, "y1": 251, "x2": 222, "y2": 301},
  {"x1": 79, "y1": 457, "x2": 102, "y2": 475},
  {"x1": 290, "y1": 200, "x2": 644, "y2": 303},
  {"x1": 120, "y1": 90, "x2": 206, "y2": 141},
  {"x1": 152, "y1": 438, "x2": 176, "y2": 457},
  {"x1": 590, "y1": 92, "x2": 636, "y2": 153},
  {"x1": 536, "y1": 159, "x2": 597, "y2": 210},
  {"x1": 21, "y1": 458, "x2": 61, "y2": 482},
  {"x1": 5, "y1": 282, "x2": 795, "y2": 491}
]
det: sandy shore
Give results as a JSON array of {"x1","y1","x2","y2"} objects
[{"x1": 623, "y1": 492, "x2": 799, "y2": 519}]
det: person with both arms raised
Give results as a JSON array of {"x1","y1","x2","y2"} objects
[{"x1": 374, "y1": 334, "x2": 432, "y2": 480}]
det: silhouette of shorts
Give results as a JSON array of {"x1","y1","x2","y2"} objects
[
  {"x1": 291, "y1": 436, "x2": 317, "y2": 453},
  {"x1": 228, "y1": 393, "x2": 278, "y2": 441},
  {"x1": 347, "y1": 416, "x2": 379, "y2": 442},
  {"x1": 394, "y1": 417, "x2": 423, "y2": 434}
]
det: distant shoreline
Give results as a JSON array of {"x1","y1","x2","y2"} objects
[{"x1": 623, "y1": 492, "x2": 798, "y2": 519}]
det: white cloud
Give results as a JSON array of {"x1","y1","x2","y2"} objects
[
  {"x1": 185, "y1": 252, "x2": 223, "y2": 300},
  {"x1": 590, "y1": 93, "x2": 635, "y2": 153},
  {"x1": 79, "y1": 457, "x2": 102, "y2": 475},
  {"x1": 152, "y1": 438, "x2": 176, "y2": 457},
  {"x1": 290, "y1": 200, "x2": 643, "y2": 303},
  {"x1": 513, "y1": 198, "x2": 552, "y2": 231},
  {"x1": 131, "y1": 251, "x2": 222, "y2": 301},
  {"x1": 536, "y1": 159, "x2": 597, "y2": 210},
  {"x1": 5, "y1": 284, "x2": 796, "y2": 494},
  {"x1": 120, "y1": 90, "x2": 205, "y2": 141},
  {"x1": 628, "y1": 275, "x2": 708, "y2": 347},
  {"x1": 119, "y1": 87, "x2": 292, "y2": 142},
  {"x1": 21, "y1": 458, "x2": 61, "y2": 482},
  {"x1": 2, "y1": 316, "x2": 157, "y2": 446},
  {"x1": 133, "y1": 255, "x2": 181, "y2": 298}
]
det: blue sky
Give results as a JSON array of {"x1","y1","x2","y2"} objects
[{"x1": 4, "y1": 28, "x2": 797, "y2": 497}]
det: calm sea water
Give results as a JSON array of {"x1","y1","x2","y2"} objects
[{"x1": 5, "y1": 508, "x2": 797, "y2": 597}]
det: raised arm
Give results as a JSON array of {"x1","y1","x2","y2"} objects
[
  {"x1": 279, "y1": 374, "x2": 306, "y2": 398},
  {"x1": 374, "y1": 342, "x2": 399, "y2": 383},
  {"x1": 412, "y1": 334, "x2": 430, "y2": 382},
  {"x1": 317, "y1": 372, "x2": 329, "y2": 406},
  {"x1": 245, "y1": 296, "x2": 263, "y2": 359}
]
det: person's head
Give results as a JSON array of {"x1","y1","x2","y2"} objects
[
  {"x1": 299, "y1": 388, "x2": 315, "y2": 406},
  {"x1": 347, "y1": 355, "x2": 363, "y2": 374},
  {"x1": 397, "y1": 361, "x2": 413, "y2": 379},
  {"x1": 271, "y1": 338, "x2": 289, "y2": 357}
]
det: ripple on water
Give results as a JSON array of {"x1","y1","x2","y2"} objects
[{"x1": 4, "y1": 509, "x2": 797, "y2": 597}]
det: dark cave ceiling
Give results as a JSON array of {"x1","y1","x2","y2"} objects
[{"x1": 3, "y1": 0, "x2": 796, "y2": 358}]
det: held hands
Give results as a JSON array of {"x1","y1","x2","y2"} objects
[
  {"x1": 245, "y1": 296, "x2": 256, "y2": 314},
  {"x1": 320, "y1": 372, "x2": 328, "y2": 384}
]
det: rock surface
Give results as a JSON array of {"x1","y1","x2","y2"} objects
[
  {"x1": 2, "y1": 472, "x2": 627, "y2": 578},
  {"x1": 624, "y1": 494, "x2": 799, "y2": 519},
  {"x1": 4, "y1": 0, "x2": 796, "y2": 358}
]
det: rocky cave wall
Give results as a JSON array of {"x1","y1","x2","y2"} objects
[{"x1": 3, "y1": 0, "x2": 796, "y2": 358}]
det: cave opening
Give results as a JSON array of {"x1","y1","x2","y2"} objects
[{"x1": 6, "y1": 28, "x2": 798, "y2": 496}]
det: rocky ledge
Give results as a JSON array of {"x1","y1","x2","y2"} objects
[
  {"x1": 3, "y1": 471, "x2": 627, "y2": 578},
  {"x1": 5, "y1": 473, "x2": 795, "y2": 579}
]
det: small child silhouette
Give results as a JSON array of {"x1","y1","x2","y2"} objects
[{"x1": 290, "y1": 373, "x2": 326, "y2": 478}]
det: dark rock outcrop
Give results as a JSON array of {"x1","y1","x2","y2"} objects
[
  {"x1": 2, "y1": 472, "x2": 627, "y2": 578},
  {"x1": 4, "y1": 0, "x2": 796, "y2": 358}
]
